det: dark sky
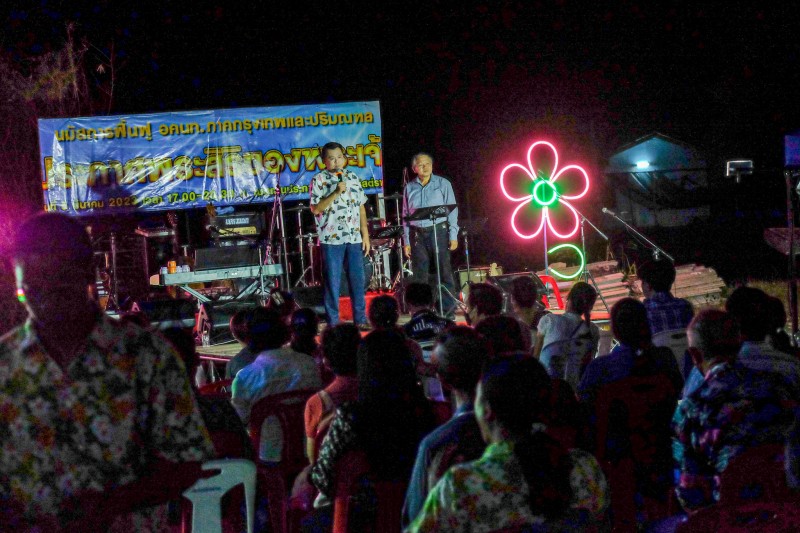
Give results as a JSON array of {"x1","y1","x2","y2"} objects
[{"x1": 4, "y1": 0, "x2": 800, "y2": 275}]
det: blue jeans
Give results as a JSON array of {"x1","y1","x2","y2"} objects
[{"x1": 321, "y1": 242, "x2": 367, "y2": 325}]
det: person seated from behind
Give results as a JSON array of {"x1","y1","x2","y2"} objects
[
  {"x1": 369, "y1": 293, "x2": 432, "y2": 379},
  {"x1": 407, "y1": 356, "x2": 609, "y2": 532},
  {"x1": 161, "y1": 327, "x2": 253, "y2": 460},
  {"x1": 578, "y1": 297, "x2": 683, "y2": 409},
  {"x1": 533, "y1": 281, "x2": 599, "y2": 388},
  {"x1": 638, "y1": 259, "x2": 694, "y2": 336},
  {"x1": 225, "y1": 307, "x2": 256, "y2": 379},
  {"x1": 290, "y1": 307, "x2": 331, "y2": 384},
  {"x1": 403, "y1": 281, "x2": 455, "y2": 343},
  {"x1": 231, "y1": 309, "x2": 322, "y2": 461},
  {"x1": 673, "y1": 309, "x2": 797, "y2": 512},
  {"x1": 683, "y1": 286, "x2": 800, "y2": 398},
  {"x1": 402, "y1": 327, "x2": 490, "y2": 527},
  {"x1": 465, "y1": 282, "x2": 503, "y2": 326},
  {"x1": 304, "y1": 324, "x2": 361, "y2": 464},
  {"x1": 309, "y1": 330, "x2": 436, "y2": 529},
  {"x1": 510, "y1": 275, "x2": 550, "y2": 347},
  {"x1": 474, "y1": 315, "x2": 530, "y2": 356}
]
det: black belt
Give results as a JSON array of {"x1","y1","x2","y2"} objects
[{"x1": 411, "y1": 222, "x2": 448, "y2": 233}]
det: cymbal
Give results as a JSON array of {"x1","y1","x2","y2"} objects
[{"x1": 284, "y1": 203, "x2": 309, "y2": 213}]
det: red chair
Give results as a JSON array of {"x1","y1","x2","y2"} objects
[
  {"x1": 248, "y1": 389, "x2": 318, "y2": 533},
  {"x1": 718, "y1": 442, "x2": 792, "y2": 504},
  {"x1": 678, "y1": 501, "x2": 800, "y2": 532},
  {"x1": 199, "y1": 378, "x2": 234, "y2": 396},
  {"x1": 332, "y1": 450, "x2": 407, "y2": 533},
  {"x1": 594, "y1": 374, "x2": 678, "y2": 530}
]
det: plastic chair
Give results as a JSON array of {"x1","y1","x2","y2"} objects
[
  {"x1": 538, "y1": 275, "x2": 564, "y2": 309},
  {"x1": 248, "y1": 389, "x2": 318, "y2": 533},
  {"x1": 652, "y1": 329, "x2": 690, "y2": 377},
  {"x1": 678, "y1": 501, "x2": 800, "y2": 532},
  {"x1": 539, "y1": 338, "x2": 594, "y2": 390},
  {"x1": 332, "y1": 449, "x2": 407, "y2": 533},
  {"x1": 182, "y1": 458, "x2": 256, "y2": 533},
  {"x1": 594, "y1": 374, "x2": 678, "y2": 530},
  {"x1": 718, "y1": 442, "x2": 791, "y2": 504}
]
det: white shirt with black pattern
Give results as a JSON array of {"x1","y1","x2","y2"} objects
[{"x1": 310, "y1": 169, "x2": 368, "y2": 245}]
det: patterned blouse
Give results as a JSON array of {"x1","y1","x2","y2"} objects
[
  {"x1": 310, "y1": 168, "x2": 368, "y2": 245},
  {"x1": 406, "y1": 440, "x2": 609, "y2": 533},
  {"x1": 0, "y1": 314, "x2": 214, "y2": 529}
]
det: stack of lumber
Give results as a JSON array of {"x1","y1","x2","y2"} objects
[{"x1": 538, "y1": 261, "x2": 726, "y2": 312}]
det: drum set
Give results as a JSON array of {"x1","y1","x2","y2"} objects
[{"x1": 284, "y1": 193, "x2": 408, "y2": 292}]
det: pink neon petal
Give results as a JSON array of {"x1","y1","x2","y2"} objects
[
  {"x1": 511, "y1": 201, "x2": 546, "y2": 239},
  {"x1": 552, "y1": 164, "x2": 590, "y2": 200},
  {"x1": 545, "y1": 200, "x2": 580, "y2": 239},
  {"x1": 527, "y1": 141, "x2": 558, "y2": 182},
  {"x1": 500, "y1": 163, "x2": 535, "y2": 202}
]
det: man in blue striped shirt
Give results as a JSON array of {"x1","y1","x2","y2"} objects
[{"x1": 402, "y1": 153, "x2": 460, "y2": 318}]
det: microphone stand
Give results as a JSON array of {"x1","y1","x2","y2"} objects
[
  {"x1": 603, "y1": 209, "x2": 674, "y2": 262},
  {"x1": 572, "y1": 207, "x2": 611, "y2": 314}
]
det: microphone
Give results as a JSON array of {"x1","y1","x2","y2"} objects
[
  {"x1": 334, "y1": 170, "x2": 344, "y2": 182},
  {"x1": 205, "y1": 224, "x2": 220, "y2": 233},
  {"x1": 601, "y1": 207, "x2": 616, "y2": 217}
]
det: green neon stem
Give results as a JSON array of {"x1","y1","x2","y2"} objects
[{"x1": 546, "y1": 243, "x2": 585, "y2": 280}]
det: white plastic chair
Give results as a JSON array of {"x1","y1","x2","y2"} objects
[
  {"x1": 652, "y1": 328, "x2": 690, "y2": 377},
  {"x1": 182, "y1": 458, "x2": 257, "y2": 533}
]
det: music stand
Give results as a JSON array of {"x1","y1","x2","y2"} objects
[{"x1": 405, "y1": 204, "x2": 457, "y2": 316}]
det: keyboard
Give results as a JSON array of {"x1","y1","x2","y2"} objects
[{"x1": 157, "y1": 264, "x2": 283, "y2": 286}]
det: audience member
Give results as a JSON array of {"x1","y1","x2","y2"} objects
[
  {"x1": 510, "y1": 275, "x2": 550, "y2": 346},
  {"x1": 637, "y1": 259, "x2": 694, "y2": 336},
  {"x1": 0, "y1": 212, "x2": 213, "y2": 531},
  {"x1": 231, "y1": 309, "x2": 322, "y2": 461},
  {"x1": 474, "y1": 314, "x2": 530, "y2": 354},
  {"x1": 310, "y1": 330, "x2": 435, "y2": 528},
  {"x1": 683, "y1": 286, "x2": 800, "y2": 397},
  {"x1": 465, "y1": 282, "x2": 503, "y2": 326},
  {"x1": 402, "y1": 281, "x2": 455, "y2": 344},
  {"x1": 161, "y1": 327, "x2": 253, "y2": 460},
  {"x1": 673, "y1": 309, "x2": 797, "y2": 512},
  {"x1": 534, "y1": 281, "x2": 599, "y2": 388},
  {"x1": 290, "y1": 307, "x2": 322, "y2": 357},
  {"x1": 408, "y1": 356, "x2": 609, "y2": 532},
  {"x1": 367, "y1": 293, "x2": 401, "y2": 329},
  {"x1": 225, "y1": 306, "x2": 260, "y2": 379},
  {"x1": 766, "y1": 295, "x2": 796, "y2": 356},
  {"x1": 303, "y1": 324, "x2": 361, "y2": 463},
  {"x1": 402, "y1": 327, "x2": 490, "y2": 526},
  {"x1": 578, "y1": 297, "x2": 683, "y2": 408}
]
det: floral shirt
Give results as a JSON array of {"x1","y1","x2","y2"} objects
[
  {"x1": 0, "y1": 314, "x2": 213, "y2": 529},
  {"x1": 310, "y1": 169, "x2": 368, "y2": 245},
  {"x1": 672, "y1": 361, "x2": 796, "y2": 511},
  {"x1": 406, "y1": 440, "x2": 609, "y2": 533}
]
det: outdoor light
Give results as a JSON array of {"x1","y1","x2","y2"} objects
[{"x1": 636, "y1": 160, "x2": 650, "y2": 169}]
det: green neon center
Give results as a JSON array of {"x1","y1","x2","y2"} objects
[{"x1": 532, "y1": 180, "x2": 558, "y2": 207}]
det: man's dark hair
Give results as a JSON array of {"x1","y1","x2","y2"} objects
[
  {"x1": 248, "y1": 307, "x2": 289, "y2": 351},
  {"x1": 321, "y1": 141, "x2": 347, "y2": 160},
  {"x1": 467, "y1": 283, "x2": 503, "y2": 317},
  {"x1": 321, "y1": 323, "x2": 361, "y2": 376},
  {"x1": 688, "y1": 309, "x2": 741, "y2": 360},
  {"x1": 725, "y1": 286, "x2": 770, "y2": 341},
  {"x1": 610, "y1": 297, "x2": 651, "y2": 348},
  {"x1": 435, "y1": 326, "x2": 490, "y2": 394},
  {"x1": 511, "y1": 276, "x2": 539, "y2": 309},
  {"x1": 638, "y1": 259, "x2": 677, "y2": 293},
  {"x1": 11, "y1": 212, "x2": 94, "y2": 282},
  {"x1": 368, "y1": 294, "x2": 400, "y2": 329},
  {"x1": 475, "y1": 315, "x2": 528, "y2": 354},
  {"x1": 404, "y1": 282, "x2": 434, "y2": 308},
  {"x1": 230, "y1": 308, "x2": 251, "y2": 344},
  {"x1": 161, "y1": 327, "x2": 199, "y2": 376}
]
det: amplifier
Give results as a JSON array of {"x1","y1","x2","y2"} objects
[
  {"x1": 456, "y1": 263, "x2": 503, "y2": 301},
  {"x1": 194, "y1": 246, "x2": 260, "y2": 271},
  {"x1": 210, "y1": 212, "x2": 264, "y2": 239}
]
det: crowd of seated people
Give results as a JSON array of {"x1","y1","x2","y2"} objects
[{"x1": 6, "y1": 212, "x2": 800, "y2": 533}]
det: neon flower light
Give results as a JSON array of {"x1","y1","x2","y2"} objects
[
  {"x1": 500, "y1": 141, "x2": 590, "y2": 239},
  {"x1": 16, "y1": 288, "x2": 26, "y2": 303},
  {"x1": 547, "y1": 243, "x2": 585, "y2": 280}
]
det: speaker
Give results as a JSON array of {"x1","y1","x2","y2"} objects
[
  {"x1": 456, "y1": 264, "x2": 503, "y2": 301},
  {"x1": 292, "y1": 285, "x2": 326, "y2": 317},
  {"x1": 131, "y1": 298, "x2": 196, "y2": 330},
  {"x1": 196, "y1": 298, "x2": 261, "y2": 346},
  {"x1": 486, "y1": 272, "x2": 548, "y2": 313}
]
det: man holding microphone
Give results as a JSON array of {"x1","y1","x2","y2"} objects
[{"x1": 310, "y1": 141, "x2": 371, "y2": 328}]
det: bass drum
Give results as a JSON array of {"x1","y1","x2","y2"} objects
[{"x1": 338, "y1": 255, "x2": 373, "y2": 296}]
